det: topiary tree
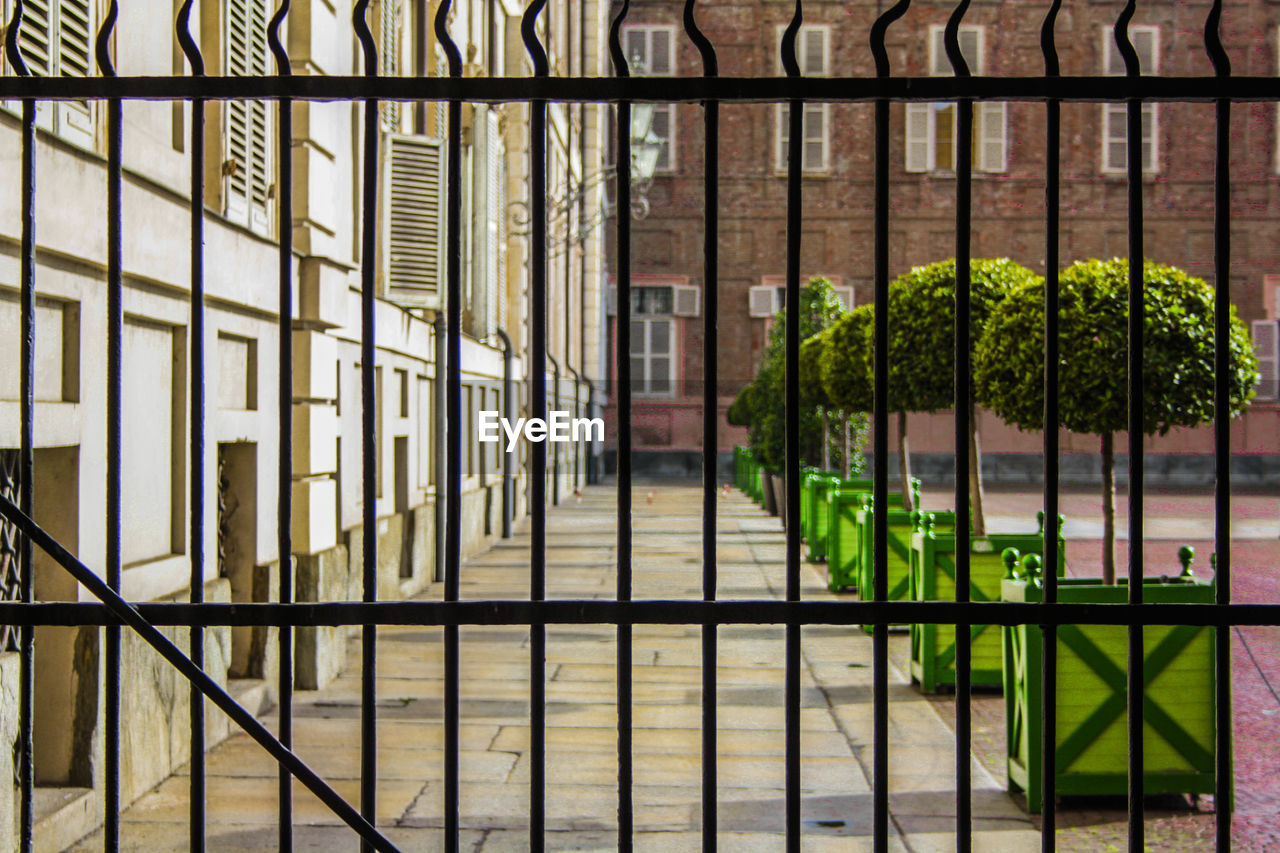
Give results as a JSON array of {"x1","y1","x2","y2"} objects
[
  {"x1": 823, "y1": 260, "x2": 1038, "y2": 521},
  {"x1": 727, "y1": 382, "x2": 756, "y2": 428},
  {"x1": 975, "y1": 258, "x2": 1258, "y2": 583},
  {"x1": 747, "y1": 276, "x2": 846, "y2": 470},
  {"x1": 820, "y1": 305, "x2": 875, "y2": 478}
]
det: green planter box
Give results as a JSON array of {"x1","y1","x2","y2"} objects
[
  {"x1": 908, "y1": 528, "x2": 1061, "y2": 693},
  {"x1": 854, "y1": 503, "x2": 949, "y2": 628},
  {"x1": 1002, "y1": 570, "x2": 1221, "y2": 813},
  {"x1": 806, "y1": 476, "x2": 867, "y2": 564},
  {"x1": 799, "y1": 468, "x2": 818, "y2": 537},
  {"x1": 824, "y1": 481, "x2": 916, "y2": 592}
]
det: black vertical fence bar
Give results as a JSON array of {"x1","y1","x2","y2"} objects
[
  {"x1": 11, "y1": 9, "x2": 38, "y2": 842},
  {"x1": 522, "y1": 3, "x2": 549, "y2": 848},
  {"x1": 1204, "y1": 2, "x2": 1233, "y2": 849},
  {"x1": 780, "y1": 4, "x2": 803, "y2": 848},
  {"x1": 1115, "y1": 6, "x2": 1146, "y2": 848},
  {"x1": 607, "y1": 4, "x2": 633, "y2": 847},
  {"x1": 434, "y1": 2, "x2": 463, "y2": 849},
  {"x1": 683, "y1": 0, "x2": 718, "y2": 846},
  {"x1": 354, "y1": 4, "x2": 380, "y2": 845},
  {"x1": 273, "y1": 0, "x2": 296, "y2": 838},
  {"x1": 179, "y1": 0, "x2": 208, "y2": 845},
  {"x1": 1039, "y1": 1, "x2": 1062, "y2": 848},
  {"x1": 95, "y1": 7, "x2": 123, "y2": 846},
  {"x1": 868, "y1": 4, "x2": 907, "y2": 850},
  {"x1": 943, "y1": 7, "x2": 973, "y2": 847}
]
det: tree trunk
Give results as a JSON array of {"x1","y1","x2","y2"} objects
[
  {"x1": 1101, "y1": 432, "x2": 1116, "y2": 585},
  {"x1": 897, "y1": 410, "x2": 914, "y2": 511},
  {"x1": 821, "y1": 410, "x2": 830, "y2": 471},
  {"x1": 969, "y1": 399, "x2": 987, "y2": 536},
  {"x1": 842, "y1": 414, "x2": 851, "y2": 479}
]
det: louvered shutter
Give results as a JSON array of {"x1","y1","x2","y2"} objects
[
  {"x1": 385, "y1": 134, "x2": 447, "y2": 309},
  {"x1": 833, "y1": 286, "x2": 855, "y2": 311},
  {"x1": 749, "y1": 285, "x2": 777, "y2": 318},
  {"x1": 1252, "y1": 320, "x2": 1279, "y2": 401},
  {"x1": 672, "y1": 285, "x2": 700, "y2": 317},
  {"x1": 55, "y1": 0, "x2": 92, "y2": 145},
  {"x1": 802, "y1": 28, "x2": 825, "y2": 75},
  {"x1": 226, "y1": 0, "x2": 271, "y2": 233},
  {"x1": 379, "y1": 0, "x2": 400, "y2": 132},
  {"x1": 11, "y1": 0, "x2": 53, "y2": 129},
  {"x1": 485, "y1": 108, "x2": 507, "y2": 336},
  {"x1": 7, "y1": 0, "x2": 93, "y2": 144},
  {"x1": 979, "y1": 102, "x2": 1007, "y2": 172},
  {"x1": 905, "y1": 104, "x2": 930, "y2": 172}
]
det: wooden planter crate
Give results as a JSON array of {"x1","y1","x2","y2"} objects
[
  {"x1": 799, "y1": 468, "x2": 819, "y2": 539},
  {"x1": 824, "y1": 481, "x2": 916, "y2": 592},
  {"x1": 854, "y1": 504, "x2": 953, "y2": 629},
  {"x1": 908, "y1": 528, "x2": 1060, "y2": 693},
  {"x1": 1002, "y1": 571, "x2": 1221, "y2": 813},
  {"x1": 806, "y1": 476, "x2": 868, "y2": 563}
]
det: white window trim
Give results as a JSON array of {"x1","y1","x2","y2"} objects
[
  {"x1": 621, "y1": 24, "x2": 678, "y2": 173},
  {"x1": 909, "y1": 26, "x2": 1005, "y2": 175},
  {"x1": 773, "y1": 24, "x2": 831, "y2": 174},
  {"x1": 631, "y1": 317, "x2": 677, "y2": 398},
  {"x1": 928, "y1": 24, "x2": 985, "y2": 76},
  {"x1": 1100, "y1": 25, "x2": 1160, "y2": 175}
]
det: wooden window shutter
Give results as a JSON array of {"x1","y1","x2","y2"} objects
[
  {"x1": 979, "y1": 102, "x2": 1007, "y2": 173},
  {"x1": 485, "y1": 108, "x2": 506, "y2": 336},
  {"x1": 905, "y1": 104, "x2": 930, "y2": 173},
  {"x1": 225, "y1": 0, "x2": 271, "y2": 233},
  {"x1": 833, "y1": 286, "x2": 855, "y2": 311},
  {"x1": 672, "y1": 285, "x2": 700, "y2": 317},
  {"x1": 379, "y1": 0, "x2": 401, "y2": 132},
  {"x1": 748, "y1": 285, "x2": 776, "y2": 318},
  {"x1": 1252, "y1": 320, "x2": 1279, "y2": 401},
  {"x1": 385, "y1": 134, "x2": 447, "y2": 309}
]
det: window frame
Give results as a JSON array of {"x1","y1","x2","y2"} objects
[
  {"x1": 774, "y1": 24, "x2": 831, "y2": 174},
  {"x1": 621, "y1": 23, "x2": 678, "y2": 173},
  {"x1": 907, "y1": 25, "x2": 1006, "y2": 175},
  {"x1": 629, "y1": 317, "x2": 677, "y2": 399},
  {"x1": 0, "y1": 0, "x2": 96, "y2": 149},
  {"x1": 1100, "y1": 25, "x2": 1160, "y2": 175}
]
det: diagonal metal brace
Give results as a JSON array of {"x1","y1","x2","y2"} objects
[{"x1": 0, "y1": 493, "x2": 400, "y2": 852}]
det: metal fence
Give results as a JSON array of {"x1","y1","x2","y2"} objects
[{"x1": 0, "y1": 0, "x2": 1277, "y2": 851}]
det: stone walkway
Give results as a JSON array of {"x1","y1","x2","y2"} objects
[{"x1": 74, "y1": 484, "x2": 1039, "y2": 851}]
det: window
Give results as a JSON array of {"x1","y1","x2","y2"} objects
[
  {"x1": 749, "y1": 277, "x2": 853, "y2": 317},
  {"x1": 622, "y1": 25, "x2": 676, "y2": 171},
  {"x1": 1, "y1": 0, "x2": 95, "y2": 148},
  {"x1": 775, "y1": 26, "x2": 830, "y2": 172},
  {"x1": 607, "y1": 283, "x2": 700, "y2": 317},
  {"x1": 1253, "y1": 320, "x2": 1279, "y2": 401},
  {"x1": 225, "y1": 0, "x2": 272, "y2": 233},
  {"x1": 906, "y1": 26, "x2": 1006, "y2": 173},
  {"x1": 378, "y1": 0, "x2": 403, "y2": 132},
  {"x1": 630, "y1": 318, "x2": 675, "y2": 397},
  {"x1": 1101, "y1": 26, "x2": 1158, "y2": 173}
]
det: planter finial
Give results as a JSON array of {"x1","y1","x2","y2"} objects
[
  {"x1": 1036, "y1": 510, "x2": 1045, "y2": 534},
  {"x1": 1178, "y1": 545, "x2": 1195, "y2": 578},
  {"x1": 1022, "y1": 553, "x2": 1043, "y2": 588},
  {"x1": 1002, "y1": 548, "x2": 1020, "y2": 579}
]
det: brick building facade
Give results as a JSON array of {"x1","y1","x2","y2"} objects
[{"x1": 604, "y1": 0, "x2": 1280, "y2": 483}]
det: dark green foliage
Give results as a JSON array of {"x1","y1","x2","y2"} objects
[
  {"x1": 727, "y1": 383, "x2": 755, "y2": 427},
  {"x1": 975, "y1": 258, "x2": 1258, "y2": 436},
  {"x1": 820, "y1": 304, "x2": 874, "y2": 413},
  {"x1": 887, "y1": 258, "x2": 1042, "y2": 412},
  {"x1": 747, "y1": 277, "x2": 846, "y2": 469},
  {"x1": 800, "y1": 329, "x2": 833, "y2": 409}
]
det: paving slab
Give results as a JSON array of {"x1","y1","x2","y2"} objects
[{"x1": 87, "y1": 483, "x2": 1041, "y2": 850}]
